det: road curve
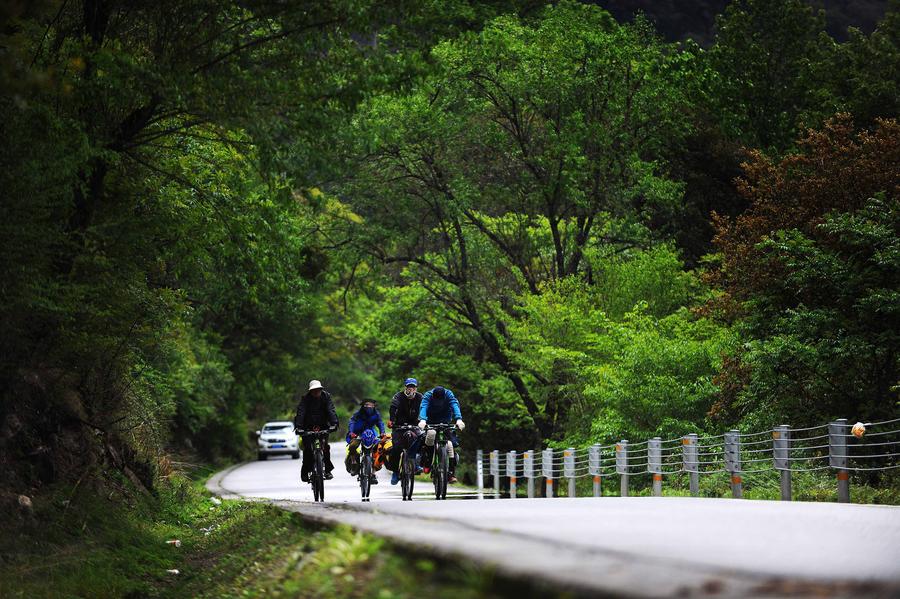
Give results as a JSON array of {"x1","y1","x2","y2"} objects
[{"x1": 208, "y1": 450, "x2": 900, "y2": 598}]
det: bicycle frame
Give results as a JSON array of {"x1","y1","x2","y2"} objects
[
  {"x1": 426, "y1": 423, "x2": 457, "y2": 500},
  {"x1": 393, "y1": 425, "x2": 420, "y2": 501},
  {"x1": 297, "y1": 430, "x2": 330, "y2": 502},
  {"x1": 358, "y1": 438, "x2": 377, "y2": 502}
]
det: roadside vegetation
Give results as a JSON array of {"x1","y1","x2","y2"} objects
[
  {"x1": 1, "y1": 473, "x2": 578, "y2": 599},
  {"x1": 1, "y1": 0, "x2": 898, "y2": 595}
]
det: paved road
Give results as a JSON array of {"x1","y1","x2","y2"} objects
[
  {"x1": 209, "y1": 450, "x2": 900, "y2": 597},
  {"x1": 210, "y1": 446, "x2": 474, "y2": 502}
]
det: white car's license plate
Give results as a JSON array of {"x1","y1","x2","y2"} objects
[{"x1": 271, "y1": 444, "x2": 286, "y2": 448}]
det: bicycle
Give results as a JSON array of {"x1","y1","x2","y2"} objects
[
  {"x1": 296, "y1": 429, "x2": 331, "y2": 502},
  {"x1": 356, "y1": 429, "x2": 380, "y2": 502},
  {"x1": 425, "y1": 423, "x2": 457, "y2": 500},
  {"x1": 392, "y1": 425, "x2": 421, "y2": 501}
]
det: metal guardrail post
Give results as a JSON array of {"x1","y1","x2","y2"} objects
[
  {"x1": 523, "y1": 450, "x2": 535, "y2": 498},
  {"x1": 725, "y1": 430, "x2": 742, "y2": 498},
  {"x1": 683, "y1": 434, "x2": 699, "y2": 497},
  {"x1": 830, "y1": 419, "x2": 850, "y2": 503},
  {"x1": 476, "y1": 449, "x2": 484, "y2": 497},
  {"x1": 507, "y1": 450, "x2": 517, "y2": 498},
  {"x1": 490, "y1": 450, "x2": 500, "y2": 497},
  {"x1": 648, "y1": 437, "x2": 662, "y2": 496},
  {"x1": 564, "y1": 448, "x2": 576, "y2": 497},
  {"x1": 773, "y1": 425, "x2": 791, "y2": 501},
  {"x1": 589, "y1": 444, "x2": 601, "y2": 497},
  {"x1": 542, "y1": 448, "x2": 554, "y2": 497},
  {"x1": 616, "y1": 440, "x2": 629, "y2": 497},
  {"x1": 478, "y1": 418, "x2": 870, "y2": 505}
]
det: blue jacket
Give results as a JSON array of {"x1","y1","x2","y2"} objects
[
  {"x1": 346, "y1": 407, "x2": 385, "y2": 443},
  {"x1": 418, "y1": 388, "x2": 462, "y2": 423}
]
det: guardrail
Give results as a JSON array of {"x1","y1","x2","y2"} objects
[{"x1": 475, "y1": 417, "x2": 900, "y2": 502}]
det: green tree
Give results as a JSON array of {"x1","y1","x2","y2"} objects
[
  {"x1": 0, "y1": 0, "x2": 560, "y2": 489},
  {"x1": 716, "y1": 196, "x2": 900, "y2": 428},
  {"x1": 828, "y1": 2, "x2": 900, "y2": 126},
  {"x1": 710, "y1": 118, "x2": 900, "y2": 427},
  {"x1": 705, "y1": 0, "x2": 836, "y2": 153},
  {"x1": 434, "y1": 3, "x2": 691, "y2": 286},
  {"x1": 507, "y1": 246, "x2": 731, "y2": 444},
  {"x1": 346, "y1": 2, "x2": 694, "y2": 440},
  {"x1": 0, "y1": 0, "x2": 417, "y2": 485}
]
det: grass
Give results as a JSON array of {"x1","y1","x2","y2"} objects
[
  {"x1": 0, "y1": 470, "x2": 259, "y2": 598},
  {"x1": 0, "y1": 470, "x2": 581, "y2": 599}
]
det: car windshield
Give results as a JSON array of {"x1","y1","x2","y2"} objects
[{"x1": 262, "y1": 425, "x2": 292, "y2": 433}]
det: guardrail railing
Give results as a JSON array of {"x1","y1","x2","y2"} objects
[{"x1": 474, "y1": 417, "x2": 900, "y2": 502}]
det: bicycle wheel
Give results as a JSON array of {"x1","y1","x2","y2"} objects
[
  {"x1": 432, "y1": 445, "x2": 444, "y2": 500},
  {"x1": 404, "y1": 451, "x2": 415, "y2": 500},
  {"x1": 438, "y1": 442, "x2": 449, "y2": 500},
  {"x1": 314, "y1": 449, "x2": 325, "y2": 502},
  {"x1": 360, "y1": 451, "x2": 371, "y2": 501},
  {"x1": 400, "y1": 450, "x2": 412, "y2": 500},
  {"x1": 399, "y1": 450, "x2": 409, "y2": 500}
]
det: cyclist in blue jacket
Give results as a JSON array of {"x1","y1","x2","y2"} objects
[
  {"x1": 417, "y1": 386, "x2": 465, "y2": 483},
  {"x1": 345, "y1": 399, "x2": 386, "y2": 484}
]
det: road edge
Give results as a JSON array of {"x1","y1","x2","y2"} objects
[
  {"x1": 206, "y1": 461, "x2": 251, "y2": 500},
  {"x1": 206, "y1": 464, "x2": 898, "y2": 599}
]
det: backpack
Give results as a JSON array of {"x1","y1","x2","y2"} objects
[
  {"x1": 428, "y1": 388, "x2": 449, "y2": 420},
  {"x1": 374, "y1": 436, "x2": 392, "y2": 471}
]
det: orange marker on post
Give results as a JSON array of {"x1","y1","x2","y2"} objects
[
  {"x1": 507, "y1": 450, "x2": 517, "y2": 499},
  {"x1": 589, "y1": 444, "x2": 602, "y2": 498},
  {"x1": 616, "y1": 440, "x2": 629, "y2": 497},
  {"x1": 542, "y1": 448, "x2": 554, "y2": 498},
  {"x1": 649, "y1": 437, "x2": 663, "y2": 496},
  {"x1": 829, "y1": 419, "x2": 850, "y2": 503},
  {"x1": 725, "y1": 431, "x2": 743, "y2": 499}
]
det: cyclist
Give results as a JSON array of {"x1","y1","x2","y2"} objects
[
  {"x1": 417, "y1": 386, "x2": 465, "y2": 484},
  {"x1": 293, "y1": 379, "x2": 339, "y2": 482},
  {"x1": 388, "y1": 377, "x2": 424, "y2": 485},
  {"x1": 345, "y1": 398, "x2": 386, "y2": 484}
]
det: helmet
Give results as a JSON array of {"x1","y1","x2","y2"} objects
[
  {"x1": 404, "y1": 378, "x2": 418, "y2": 387},
  {"x1": 432, "y1": 386, "x2": 445, "y2": 399},
  {"x1": 361, "y1": 428, "x2": 379, "y2": 448},
  {"x1": 360, "y1": 398, "x2": 377, "y2": 407}
]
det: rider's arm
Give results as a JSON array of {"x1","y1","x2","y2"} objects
[
  {"x1": 417, "y1": 390, "x2": 431, "y2": 422},
  {"x1": 346, "y1": 412, "x2": 357, "y2": 443},
  {"x1": 325, "y1": 392, "x2": 339, "y2": 430},
  {"x1": 447, "y1": 389, "x2": 462, "y2": 421},
  {"x1": 389, "y1": 392, "x2": 400, "y2": 423},
  {"x1": 293, "y1": 395, "x2": 306, "y2": 430},
  {"x1": 376, "y1": 412, "x2": 386, "y2": 436}
]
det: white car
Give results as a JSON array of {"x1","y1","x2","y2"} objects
[{"x1": 256, "y1": 420, "x2": 300, "y2": 460}]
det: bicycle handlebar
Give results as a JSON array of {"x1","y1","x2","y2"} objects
[
  {"x1": 295, "y1": 429, "x2": 334, "y2": 437},
  {"x1": 425, "y1": 423, "x2": 458, "y2": 432},
  {"x1": 392, "y1": 424, "x2": 421, "y2": 431}
]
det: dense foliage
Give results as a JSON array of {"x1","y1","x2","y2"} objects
[
  {"x1": 0, "y1": 0, "x2": 539, "y2": 489},
  {"x1": 1, "y1": 0, "x2": 897, "y2": 495},
  {"x1": 710, "y1": 117, "x2": 900, "y2": 428},
  {"x1": 340, "y1": 1, "x2": 899, "y2": 452}
]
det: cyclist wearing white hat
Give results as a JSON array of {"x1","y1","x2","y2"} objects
[{"x1": 293, "y1": 379, "x2": 339, "y2": 482}]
